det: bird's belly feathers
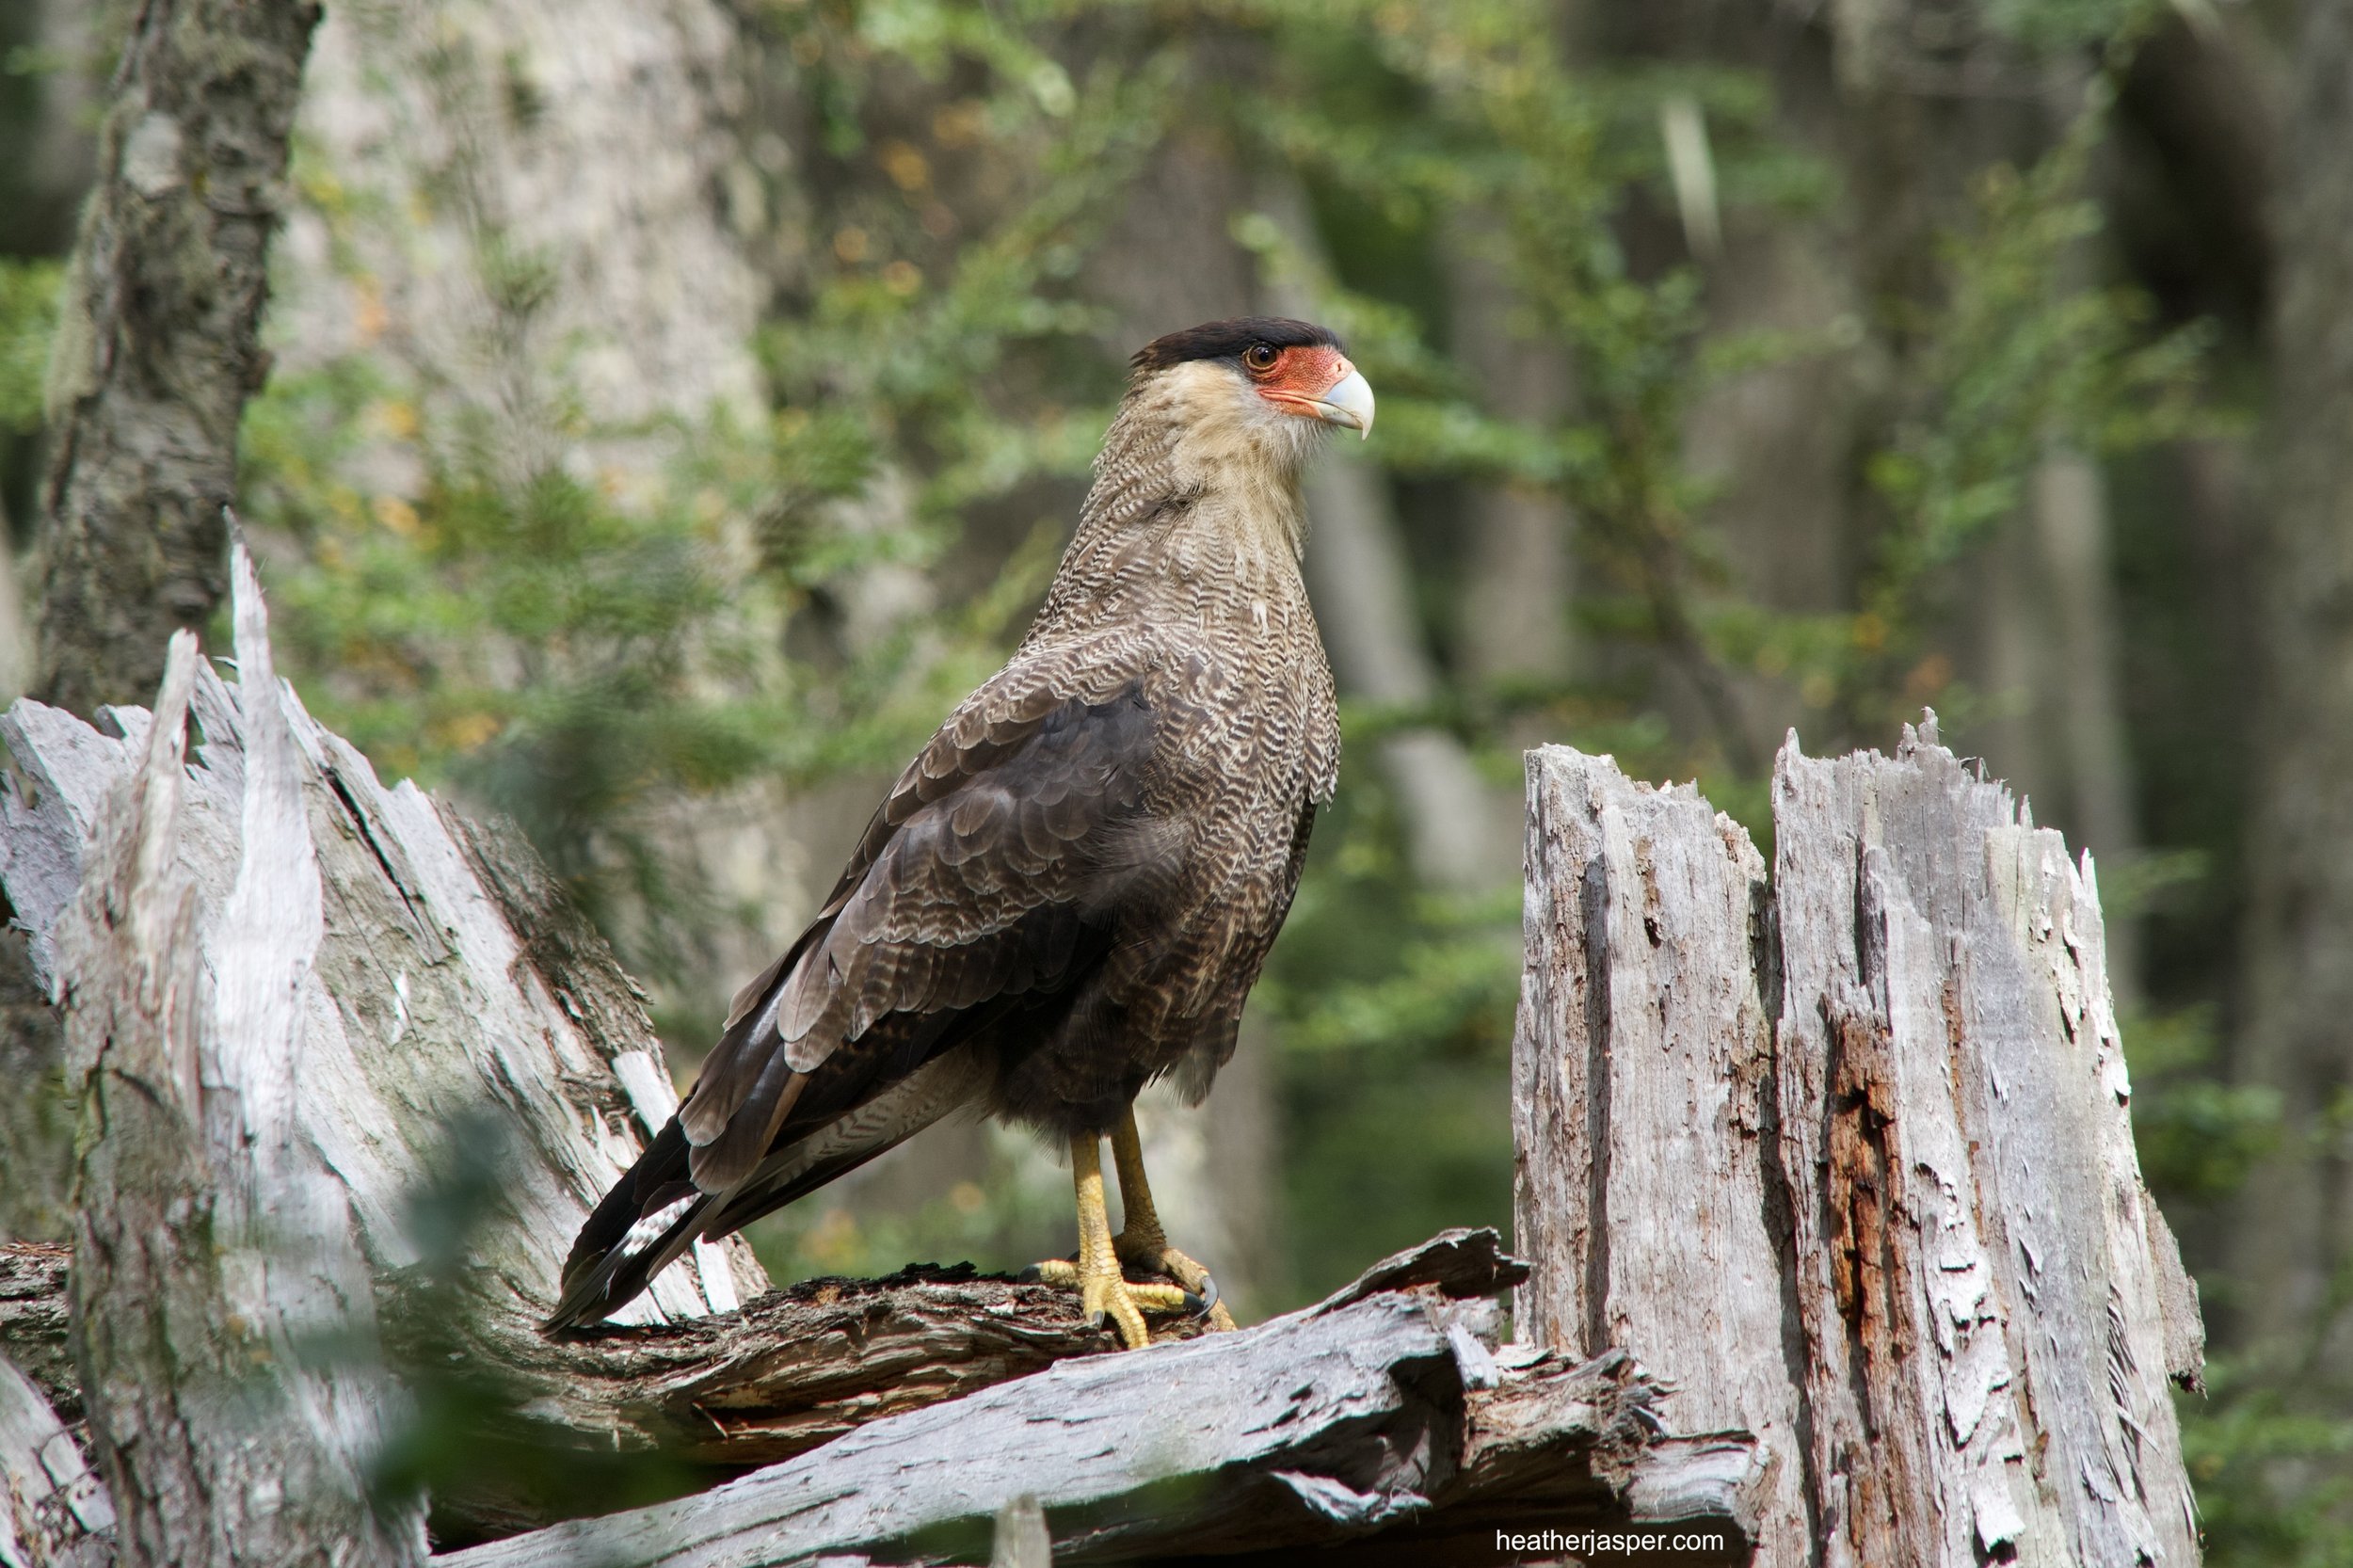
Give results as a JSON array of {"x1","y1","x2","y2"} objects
[{"x1": 980, "y1": 637, "x2": 1336, "y2": 1135}]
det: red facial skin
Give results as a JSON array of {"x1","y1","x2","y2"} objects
[{"x1": 1246, "y1": 344, "x2": 1355, "y2": 418}]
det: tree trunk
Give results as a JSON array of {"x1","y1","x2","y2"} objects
[
  {"x1": 35, "y1": 0, "x2": 320, "y2": 716},
  {"x1": 1514, "y1": 719, "x2": 2203, "y2": 1566},
  {"x1": 2233, "y1": 0, "x2": 2353, "y2": 1404},
  {"x1": 1, "y1": 549, "x2": 766, "y2": 1550}
]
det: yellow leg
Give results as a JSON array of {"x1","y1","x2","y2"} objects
[
  {"x1": 1026, "y1": 1130, "x2": 1189, "y2": 1349},
  {"x1": 1110, "y1": 1108, "x2": 1239, "y2": 1333}
]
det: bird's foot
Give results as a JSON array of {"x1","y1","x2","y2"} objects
[
  {"x1": 1020, "y1": 1256, "x2": 1193, "y2": 1348},
  {"x1": 1113, "y1": 1232, "x2": 1239, "y2": 1333}
]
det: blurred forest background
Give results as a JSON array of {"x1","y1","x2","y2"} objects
[{"x1": 0, "y1": 0, "x2": 2345, "y2": 1559}]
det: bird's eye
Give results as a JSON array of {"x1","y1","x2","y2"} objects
[{"x1": 1242, "y1": 344, "x2": 1279, "y2": 373}]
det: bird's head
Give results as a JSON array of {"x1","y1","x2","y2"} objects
[{"x1": 1125, "y1": 317, "x2": 1375, "y2": 476}]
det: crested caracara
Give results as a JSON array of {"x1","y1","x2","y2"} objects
[{"x1": 545, "y1": 317, "x2": 1372, "y2": 1347}]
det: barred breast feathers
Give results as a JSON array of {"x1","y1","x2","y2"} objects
[{"x1": 1028, "y1": 360, "x2": 1321, "y2": 654}]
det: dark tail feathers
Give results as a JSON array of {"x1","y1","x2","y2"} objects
[{"x1": 542, "y1": 1117, "x2": 713, "y2": 1334}]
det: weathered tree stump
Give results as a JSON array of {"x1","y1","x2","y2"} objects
[{"x1": 1515, "y1": 725, "x2": 2204, "y2": 1567}]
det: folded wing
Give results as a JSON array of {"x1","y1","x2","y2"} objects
[{"x1": 544, "y1": 672, "x2": 1172, "y2": 1329}]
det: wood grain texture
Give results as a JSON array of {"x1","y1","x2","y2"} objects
[
  {"x1": 1513, "y1": 724, "x2": 2202, "y2": 1568},
  {"x1": 0, "y1": 1233, "x2": 1530, "y2": 1534},
  {"x1": 1513, "y1": 748, "x2": 1810, "y2": 1564},
  {"x1": 0, "y1": 569, "x2": 760, "y2": 1345},
  {"x1": 0, "y1": 548, "x2": 760, "y2": 1547},
  {"x1": 56, "y1": 623, "x2": 422, "y2": 1567},
  {"x1": 1772, "y1": 717, "x2": 2199, "y2": 1567}
]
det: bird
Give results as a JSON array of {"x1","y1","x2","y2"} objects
[{"x1": 543, "y1": 317, "x2": 1372, "y2": 1348}]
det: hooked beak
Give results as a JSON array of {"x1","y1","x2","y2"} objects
[{"x1": 1309, "y1": 366, "x2": 1376, "y2": 440}]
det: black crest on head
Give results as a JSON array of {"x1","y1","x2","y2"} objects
[{"x1": 1130, "y1": 316, "x2": 1344, "y2": 375}]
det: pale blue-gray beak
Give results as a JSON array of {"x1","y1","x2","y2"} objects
[{"x1": 1312, "y1": 367, "x2": 1376, "y2": 439}]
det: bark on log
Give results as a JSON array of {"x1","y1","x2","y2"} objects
[
  {"x1": 36, "y1": 0, "x2": 321, "y2": 715},
  {"x1": 1514, "y1": 721, "x2": 2204, "y2": 1568}
]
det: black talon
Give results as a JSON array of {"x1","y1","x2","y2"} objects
[
  {"x1": 1017, "y1": 1264, "x2": 1046, "y2": 1284},
  {"x1": 1193, "y1": 1272, "x2": 1221, "y2": 1318}
]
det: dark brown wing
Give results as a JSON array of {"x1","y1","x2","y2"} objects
[
  {"x1": 544, "y1": 671, "x2": 1171, "y2": 1330},
  {"x1": 682, "y1": 674, "x2": 1168, "y2": 1182}
]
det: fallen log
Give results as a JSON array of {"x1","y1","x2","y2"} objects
[
  {"x1": 7, "y1": 1231, "x2": 1760, "y2": 1563},
  {"x1": 441, "y1": 1231, "x2": 1759, "y2": 1568}
]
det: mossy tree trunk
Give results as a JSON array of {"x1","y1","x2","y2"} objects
[{"x1": 35, "y1": 0, "x2": 319, "y2": 718}]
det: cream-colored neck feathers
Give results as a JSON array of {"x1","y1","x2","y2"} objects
[{"x1": 1024, "y1": 360, "x2": 1328, "y2": 647}]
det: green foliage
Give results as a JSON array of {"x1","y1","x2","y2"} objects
[
  {"x1": 240, "y1": 355, "x2": 821, "y2": 978},
  {"x1": 2183, "y1": 1354, "x2": 2353, "y2": 1568},
  {"x1": 0, "y1": 257, "x2": 60, "y2": 432},
  {"x1": 1258, "y1": 778, "x2": 1521, "y2": 1302},
  {"x1": 2125, "y1": 1005, "x2": 2281, "y2": 1205},
  {"x1": 1860, "y1": 110, "x2": 2212, "y2": 724}
]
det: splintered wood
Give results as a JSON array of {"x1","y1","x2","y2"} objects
[
  {"x1": 0, "y1": 554, "x2": 760, "y2": 1342},
  {"x1": 1514, "y1": 719, "x2": 2204, "y2": 1568}
]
